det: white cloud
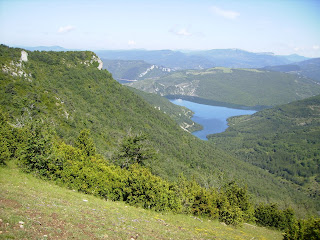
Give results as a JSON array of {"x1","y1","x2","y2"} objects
[
  {"x1": 170, "y1": 28, "x2": 192, "y2": 36},
  {"x1": 210, "y1": 6, "x2": 240, "y2": 20},
  {"x1": 58, "y1": 25, "x2": 75, "y2": 34},
  {"x1": 313, "y1": 45, "x2": 320, "y2": 50},
  {"x1": 128, "y1": 40, "x2": 136, "y2": 46}
]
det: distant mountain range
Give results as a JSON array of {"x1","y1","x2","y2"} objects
[
  {"x1": 263, "y1": 58, "x2": 320, "y2": 82},
  {"x1": 14, "y1": 45, "x2": 311, "y2": 69},
  {"x1": 96, "y1": 48, "x2": 310, "y2": 69}
]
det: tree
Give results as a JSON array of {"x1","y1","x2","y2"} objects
[
  {"x1": 115, "y1": 133, "x2": 157, "y2": 169},
  {"x1": 75, "y1": 129, "x2": 96, "y2": 157}
]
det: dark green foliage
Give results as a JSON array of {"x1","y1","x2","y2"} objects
[
  {"x1": 0, "y1": 108, "x2": 24, "y2": 164},
  {"x1": 221, "y1": 181, "x2": 254, "y2": 223},
  {"x1": 208, "y1": 95, "x2": 320, "y2": 203},
  {"x1": 175, "y1": 175, "x2": 219, "y2": 218},
  {"x1": 216, "y1": 181, "x2": 254, "y2": 226},
  {"x1": 124, "y1": 164, "x2": 181, "y2": 212},
  {"x1": 75, "y1": 129, "x2": 96, "y2": 156},
  {"x1": 115, "y1": 133, "x2": 157, "y2": 168},
  {"x1": 18, "y1": 121, "x2": 54, "y2": 177},
  {"x1": 284, "y1": 217, "x2": 320, "y2": 240},
  {"x1": 255, "y1": 203, "x2": 295, "y2": 230},
  {"x1": 0, "y1": 110, "x2": 10, "y2": 165}
]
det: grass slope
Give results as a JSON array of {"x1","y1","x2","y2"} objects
[
  {"x1": 208, "y1": 95, "x2": 320, "y2": 206},
  {"x1": 127, "y1": 67, "x2": 320, "y2": 108},
  {"x1": 0, "y1": 162, "x2": 283, "y2": 240}
]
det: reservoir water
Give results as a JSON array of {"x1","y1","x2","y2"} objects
[{"x1": 170, "y1": 99, "x2": 256, "y2": 140}]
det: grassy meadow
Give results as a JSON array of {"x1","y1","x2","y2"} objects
[{"x1": 0, "y1": 162, "x2": 282, "y2": 240}]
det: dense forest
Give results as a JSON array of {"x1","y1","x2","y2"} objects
[
  {"x1": 1, "y1": 45, "x2": 319, "y2": 239},
  {"x1": 208, "y1": 95, "x2": 320, "y2": 201}
]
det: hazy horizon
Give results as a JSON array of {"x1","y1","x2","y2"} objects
[{"x1": 1, "y1": 0, "x2": 319, "y2": 57}]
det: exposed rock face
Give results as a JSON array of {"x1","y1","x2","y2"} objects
[
  {"x1": 91, "y1": 55, "x2": 103, "y2": 70},
  {"x1": 21, "y1": 51, "x2": 28, "y2": 62},
  {"x1": 2, "y1": 50, "x2": 31, "y2": 81},
  {"x1": 81, "y1": 54, "x2": 103, "y2": 70}
]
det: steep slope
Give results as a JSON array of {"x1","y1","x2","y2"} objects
[
  {"x1": 0, "y1": 163, "x2": 283, "y2": 240},
  {"x1": 208, "y1": 95, "x2": 320, "y2": 202},
  {"x1": 128, "y1": 87, "x2": 202, "y2": 133},
  {"x1": 263, "y1": 58, "x2": 320, "y2": 82},
  {"x1": 1, "y1": 45, "x2": 318, "y2": 215},
  {"x1": 127, "y1": 67, "x2": 320, "y2": 109},
  {"x1": 102, "y1": 59, "x2": 173, "y2": 82}
]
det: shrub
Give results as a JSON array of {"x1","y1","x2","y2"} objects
[
  {"x1": 284, "y1": 217, "x2": 320, "y2": 240},
  {"x1": 254, "y1": 203, "x2": 295, "y2": 230}
]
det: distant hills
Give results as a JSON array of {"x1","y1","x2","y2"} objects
[
  {"x1": 101, "y1": 59, "x2": 174, "y2": 83},
  {"x1": 96, "y1": 48, "x2": 309, "y2": 69},
  {"x1": 127, "y1": 67, "x2": 320, "y2": 109},
  {"x1": 186, "y1": 49, "x2": 310, "y2": 68},
  {"x1": 97, "y1": 49, "x2": 213, "y2": 69},
  {"x1": 263, "y1": 58, "x2": 320, "y2": 82}
]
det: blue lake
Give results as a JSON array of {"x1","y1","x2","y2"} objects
[{"x1": 170, "y1": 99, "x2": 256, "y2": 140}]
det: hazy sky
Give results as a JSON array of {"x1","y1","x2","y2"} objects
[{"x1": 1, "y1": 0, "x2": 320, "y2": 57}]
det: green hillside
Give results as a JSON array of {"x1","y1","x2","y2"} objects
[
  {"x1": 263, "y1": 58, "x2": 320, "y2": 82},
  {"x1": 1, "y1": 45, "x2": 319, "y2": 218},
  {"x1": 102, "y1": 59, "x2": 172, "y2": 81},
  {"x1": 0, "y1": 163, "x2": 283, "y2": 240},
  {"x1": 128, "y1": 87, "x2": 202, "y2": 133},
  {"x1": 127, "y1": 67, "x2": 320, "y2": 108},
  {"x1": 208, "y1": 95, "x2": 320, "y2": 201}
]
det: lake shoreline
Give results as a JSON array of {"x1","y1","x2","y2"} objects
[
  {"x1": 170, "y1": 99, "x2": 257, "y2": 140},
  {"x1": 166, "y1": 95, "x2": 269, "y2": 111}
]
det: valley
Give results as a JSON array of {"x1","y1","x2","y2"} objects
[
  {"x1": 2, "y1": 1, "x2": 320, "y2": 239},
  {"x1": 1, "y1": 45, "x2": 320, "y2": 239}
]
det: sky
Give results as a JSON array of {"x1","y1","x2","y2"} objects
[{"x1": 1, "y1": 0, "x2": 320, "y2": 57}]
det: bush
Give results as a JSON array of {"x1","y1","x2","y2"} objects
[
  {"x1": 284, "y1": 217, "x2": 320, "y2": 240},
  {"x1": 255, "y1": 203, "x2": 295, "y2": 230}
]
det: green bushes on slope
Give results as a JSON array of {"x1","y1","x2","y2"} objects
[
  {"x1": 1, "y1": 110, "x2": 305, "y2": 231},
  {"x1": 1, "y1": 45, "x2": 319, "y2": 216}
]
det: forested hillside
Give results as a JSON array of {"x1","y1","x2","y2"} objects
[
  {"x1": 1, "y1": 45, "x2": 319, "y2": 218},
  {"x1": 263, "y1": 58, "x2": 320, "y2": 82},
  {"x1": 127, "y1": 67, "x2": 320, "y2": 109},
  {"x1": 208, "y1": 95, "x2": 320, "y2": 202},
  {"x1": 102, "y1": 59, "x2": 173, "y2": 82},
  {"x1": 128, "y1": 87, "x2": 202, "y2": 133}
]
